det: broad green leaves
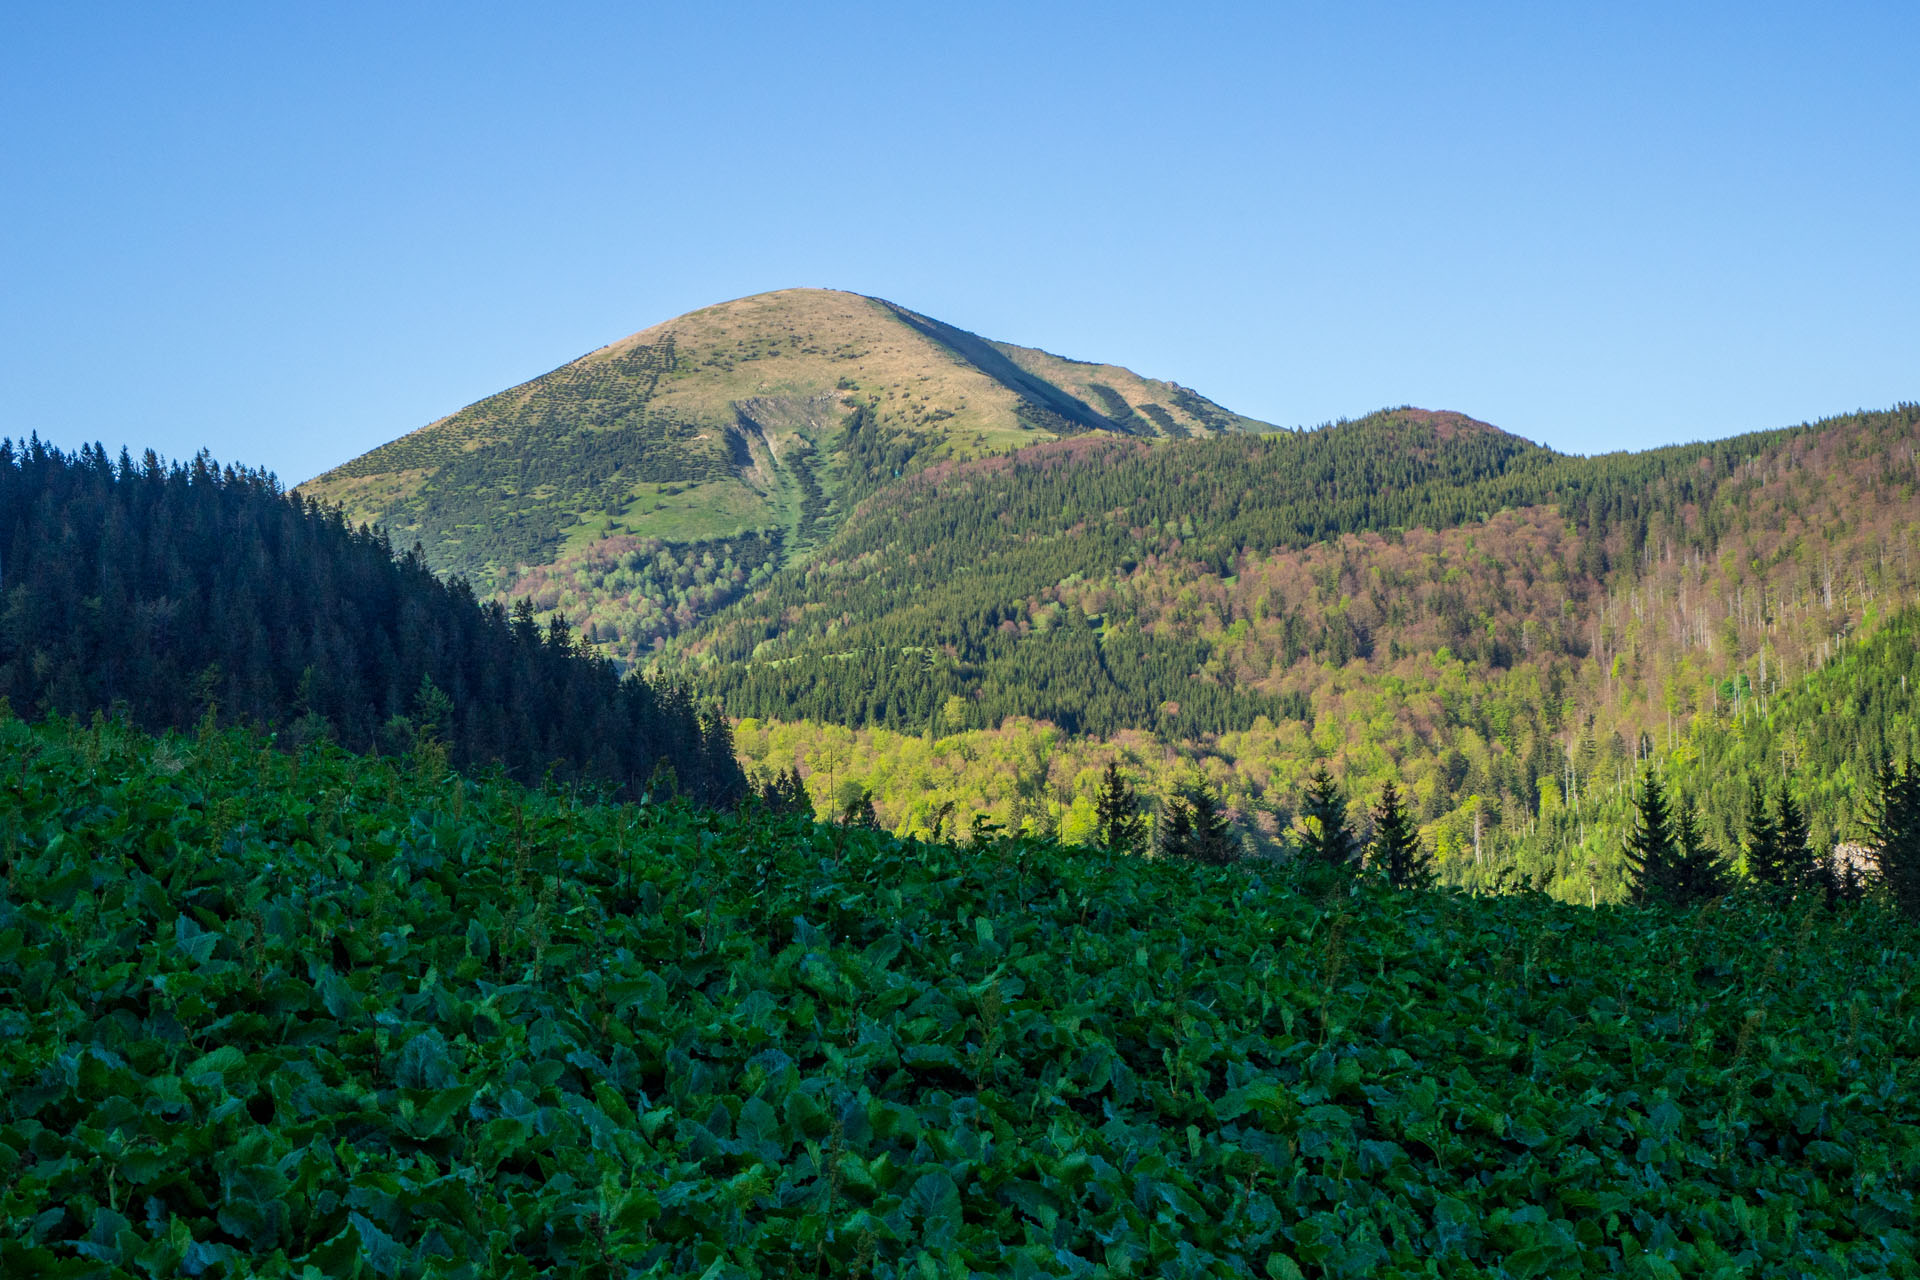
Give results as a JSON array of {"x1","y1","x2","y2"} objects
[{"x1": 1, "y1": 714, "x2": 1917, "y2": 1275}]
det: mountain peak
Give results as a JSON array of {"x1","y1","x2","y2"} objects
[
  {"x1": 605, "y1": 287, "x2": 881, "y2": 355},
  {"x1": 299, "y1": 290, "x2": 1277, "y2": 652}
]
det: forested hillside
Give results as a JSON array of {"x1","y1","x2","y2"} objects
[
  {"x1": 285, "y1": 294, "x2": 1920, "y2": 906},
  {"x1": 0, "y1": 438, "x2": 743, "y2": 806},
  {"x1": 5, "y1": 711, "x2": 1916, "y2": 1276},
  {"x1": 702, "y1": 406, "x2": 1920, "y2": 900}
]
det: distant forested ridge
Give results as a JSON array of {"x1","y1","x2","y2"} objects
[
  {"x1": 0, "y1": 438, "x2": 743, "y2": 805},
  {"x1": 678, "y1": 406, "x2": 1828, "y2": 734},
  {"x1": 703, "y1": 405, "x2": 1920, "y2": 900}
]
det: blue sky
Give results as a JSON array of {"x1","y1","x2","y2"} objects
[{"x1": 3, "y1": 3, "x2": 1914, "y2": 483}]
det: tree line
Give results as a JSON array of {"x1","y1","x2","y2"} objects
[
  {"x1": 754, "y1": 741, "x2": 1920, "y2": 923},
  {"x1": 0, "y1": 437, "x2": 744, "y2": 806},
  {"x1": 757, "y1": 756, "x2": 1446, "y2": 887},
  {"x1": 1622, "y1": 757, "x2": 1920, "y2": 918},
  {"x1": 685, "y1": 406, "x2": 1892, "y2": 739}
]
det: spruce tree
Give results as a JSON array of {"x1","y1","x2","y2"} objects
[
  {"x1": 1155, "y1": 793, "x2": 1194, "y2": 862},
  {"x1": 1182, "y1": 788, "x2": 1239, "y2": 867},
  {"x1": 1092, "y1": 761, "x2": 1147, "y2": 855},
  {"x1": 1866, "y1": 756, "x2": 1920, "y2": 919},
  {"x1": 412, "y1": 674, "x2": 454, "y2": 744},
  {"x1": 1813, "y1": 846, "x2": 1866, "y2": 907},
  {"x1": 1370, "y1": 780, "x2": 1432, "y2": 889},
  {"x1": 1671, "y1": 799, "x2": 1729, "y2": 905},
  {"x1": 1742, "y1": 787, "x2": 1785, "y2": 888},
  {"x1": 1775, "y1": 784, "x2": 1816, "y2": 891},
  {"x1": 1296, "y1": 765, "x2": 1361, "y2": 870},
  {"x1": 1154, "y1": 788, "x2": 1236, "y2": 865},
  {"x1": 1623, "y1": 768, "x2": 1680, "y2": 905},
  {"x1": 758, "y1": 766, "x2": 810, "y2": 816},
  {"x1": 1893, "y1": 758, "x2": 1920, "y2": 914}
]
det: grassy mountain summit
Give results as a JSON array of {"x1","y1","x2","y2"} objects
[{"x1": 301, "y1": 289, "x2": 1271, "y2": 656}]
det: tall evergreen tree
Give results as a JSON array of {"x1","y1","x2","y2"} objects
[
  {"x1": 1775, "y1": 784, "x2": 1816, "y2": 891},
  {"x1": 1155, "y1": 787, "x2": 1237, "y2": 865},
  {"x1": 1182, "y1": 788, "x2": 1239, "y2": 867},
  {"x1": 1624, "y1": 768, "x2": 1681, "y2": 905},
  {"x1": 1671, "y1": 799, "x2": 1729, "y2": 905},
  {"x1": 1742, "y1": 787, "x2": 1786, "y2": 889},
  {"x1": 1370, "y1": 780, "x2": 1432, "y2": 889},
  {"x1": 1296, "y1": 766, "x2": 1361, "y2": 870},
  {"x1": 757, "y1": 766, "x2": 811, "y2": 817},
  {"x1": 1092, "y1": 761, "x2": 1148, "y2": 855},
  {"x1": 1866, "y1": 756, "x2": 1920, "y2": 919},
  {"x1": 1154, "y1": 793, "x2": 1194, "y2": 862}
]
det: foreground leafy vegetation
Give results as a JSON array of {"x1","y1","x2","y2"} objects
[{"x1": 5, "y1": 713, "x2": 1917, "y2": 1276}]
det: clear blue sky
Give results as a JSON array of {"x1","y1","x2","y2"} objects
[{"x1": 4, "y1": 3, "x2": 1914, "y2": 483}]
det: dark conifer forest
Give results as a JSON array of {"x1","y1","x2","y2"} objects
[{"x1": 0, "y1": 437, "x2": 743, "y2": 806}]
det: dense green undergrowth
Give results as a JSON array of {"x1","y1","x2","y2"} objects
[{"x1": 3, "y1": 715, "x2": 1917, "y2": 1277}]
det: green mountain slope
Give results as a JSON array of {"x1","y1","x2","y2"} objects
[
  {"x1": 684, "y1": 407, "x2": 1555, "y2": 735},
  {"x1": 7, "y1": 711, "x2": 1917, "y2": 1274},
  {"x1": 697, "y1": 405, "x2": 1920, "y2": 899},
  {"x1": 678, "y1": 405, "x2": 1822, "y2": 733},
  {"x1": 301, "y1": 289, "x2": 1271, "y2": 655}
]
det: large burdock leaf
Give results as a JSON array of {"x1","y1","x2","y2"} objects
[
  {"x1": 397, "y1": 1083, "x2": 480, "y2": 1140},
  {"x1": 318, "y1": 969, "x2": 360, "y2": 1018},
  {"x1": 396, "y1": 1029, "x2": 457, "y2": 1089},
  {"x1": 1431, "y1": 1194, "x2": 1479, "y2": 1254},
  {"x1": 349, "y1": 1211, "x2": 406, "y2": 1278},
  {"x1": 906, "y1": 1169, "x2": 962, "y2": 1249},
  {"x1": 173, "y1": 915, "x2": 219, "y2": 966},
  {"x1": 183, "y1": 1046, "x2": 245, "y2": 1085},
  {"x1": 1216, "y1": 1080, "x2": 1292, "y2": 1125},
  {"x1": 737, "y1": 1094, "x2": 785, "y2": 1157},
  {"x1": 72, "y1": 1207, "x2": 133, "y2": 1264},
  {"x1": 1264, "y1": 1255, "x2": 1307, "y2": 1280}
]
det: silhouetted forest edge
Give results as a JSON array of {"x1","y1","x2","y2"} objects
[{"x1": 0, "y1": 437, "x2": 743, "y2": 807}]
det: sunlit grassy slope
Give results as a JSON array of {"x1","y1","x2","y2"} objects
[{"x1": 299, "y1": 289, "x2": 1271, "y2": 658}]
